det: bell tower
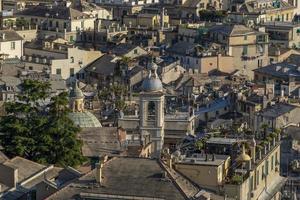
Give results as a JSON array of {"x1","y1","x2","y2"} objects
[
  {"x1": 140, "y1": 59, "x2": 164, "y2": 158},
  {"x1": 69, "y1": 81, "x2": 85, "y2": 112}
]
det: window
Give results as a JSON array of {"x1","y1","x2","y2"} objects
[
  {"x1": 147, "y1": 101, "x2": 156, "y2": 121},
  {"x1": 70, "y1": 56, "x2": 74, "y2": 63},
  {"x1": 56, "y1": 21, "x2": 59, "y2": 28},
  {"x1": 64, "y1": 22, "x2": 67, "y2": 29},
  {"x1": 11, "y1": 42, "x2": 15, "y2": 50},
  {"x1": 56, "y1": 68, "x2": 61, "y2": 75},
  {"x1": 242, "y1": 46, "x2": 248, "y2": 55},
  {"x1": 244, "y1": 35, "x2": 247, "y2": 40},
  {"x1": 81, "y1": 21, "x2": 84, "y2": 29},
  {"x1": 261, "y1": 165, "x2": 264, "y2": 180},
  {"x1": 134, "y1": 49, "x2": 138, "y2": 54},
  {"x1": 49, "y1": 20, "x2": 53, "y2": 27},
  {"x1": 70, "y1": 68, "x2": 75, "y2": 76},
  {"x1": 256, "y1": 170, "x2": 260, "y2": 185}
]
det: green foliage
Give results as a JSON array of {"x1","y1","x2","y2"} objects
[
  {"x1": 199, "y1": 10, "x2": 227, "y2": 22},
  {"x1": 16, "y1": 18, "x2": 29, "y2": 27},
  {"x1": 0, "y1": 80, "x2": 84, "y2": 167},
  {"x1": 231, "y1": 174, "x2": 243, "y2": 185},
  {"x1": 274, "y1": 128, "x2": 281, "y2": 135},
  {"x1": 115, "y1": 99, "x2": 126, "y2": 111},
  {"x1": 260, "y1": 140, "x2": 268, "y2": 146},
  {"x1": 266, "y1": 136, "x2": 272, "y2": 142},
  {"x1": 256, "y1": 144, "x2": 263, "y2": 151},
  {"x1": 260, "y1": 123, "x2": 269, "y2": 139},
  {"x1": 98, "y1": 84, "x2": 128, "y2": 112},
  {"x1": 195, "y1": 140, "x2": 204, "y2": 150},
  {"x1": 270, "y1": 132, "x2": 277, "y2": 138}
]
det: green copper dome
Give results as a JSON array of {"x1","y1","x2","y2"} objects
[{"x1": 68, "y1": 111, "x2": 102, "y2": 128}]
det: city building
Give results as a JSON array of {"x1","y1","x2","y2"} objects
[
  {"x1": 206, "y1": 24, "x2": 269, "y2": 79},
  {"x1": 254, "y1": 103, "x2": 300, "y2": 133},
  {"x1": 24, "y1": 37, "x2": 102, "y2": 80},
  {"x1": 229, "y1": 0, "x2": 295, "y2": 25},
  {"x1": 0, "y1": 30, "x2": 23, "y2": 59},
  {"x1": 172, "y1": 135, "x2": 285, "y2": 200},
  {"x1": 262, "y1": 21, "x2": 300, "y2": 48},
  {"x1": 16, "y1": 3, "x2": 96, "y2": 42},
  {"x1": 47, "y1": 157, "x2": 192, "y2": 200},
  {"x1": 0, "y1": 156, "x2": 81, "y2": 200}
]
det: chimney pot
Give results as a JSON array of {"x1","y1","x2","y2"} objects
[{"x1": 95, "y1": 163, "x2": 103, "y2": 184}]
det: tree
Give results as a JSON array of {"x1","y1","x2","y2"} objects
[
  {"x1": 198, "y1": 10, "x2": 227, "y2": 22},
  {"x1": 194, "y1": 140, "x2": 204, "y2": 150},
  {"x1": 16, "y1": 18, "x2": 29, "y2": 27},
  {"x1": 45, "y1": 92, "x2": 85, "y2": 166},
  {"x1": 260, "y1": 123, "x2": 269, "y2": 139},
  {"x1": 0, "y1": 80, "x2": 84, "y2": 167},
  {"x1": 115, "y1": 56, "x2": 131, "y2": 78}
]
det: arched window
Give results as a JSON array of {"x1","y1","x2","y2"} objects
[{"x1": 147, "y1": 101, "x2": 156, "y2": 120}]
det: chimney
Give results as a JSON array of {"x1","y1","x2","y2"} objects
[
  {"x1": 95, "y1": 162, "x2": 103, "y2": 184},
  {"x1": 275, "y1": 47, "x2": 280, "y2": 56},
  {"x1": 217, "y1": 53, "x2": 221, "y2": 70},
  {"x1": 281, "y1": 89, "x2": 284, "y2": 97},
  {"x1": 101, "y1": 155, "x2": 108, "y2": 164},
  {"x1": 0, "y1": 163, "x2": 18, "y2": 188}
]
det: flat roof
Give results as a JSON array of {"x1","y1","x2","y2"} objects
[
  {"x1": 178, "y1": 154, "x2": 230, "y2": 166},
  {"x1": 206, "y1": 137, "x2": 238, "y2": 145}
]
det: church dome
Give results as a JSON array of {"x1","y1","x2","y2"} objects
[
  {"x1": 142, "y1": 78, "x2": 163, "y2": 92},
  {"x1": 141, "y1": 59, "x2": 163, "y2": 92},
  {"x1": 68, "y1": 111, "x2": 102, "y2": 128},
  {"x1": 68, "y1": 81, "x2": 102, "y2": 128},
  {"x1": 237, "y1": 144, "x2": 251, "y2": 162}
]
